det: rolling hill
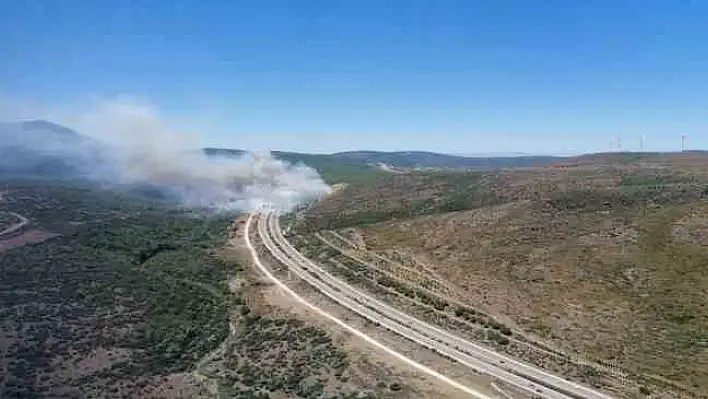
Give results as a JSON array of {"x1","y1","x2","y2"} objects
[
  {"x1": 203, "y1": 148, "x2": 388, "y2": 185},
  {"x1": 0, "y1": 120, "x2": 104, "y2": 179},
  {"x1": 203, "y1": 148, "x2": 569, "y2": 185},
  {"x1": 331, "y1": 150, "x2": 561, "y2": 169},
  {"x1": 6, "y1": 119, "x2": 700, "y2": 188},
  {"x1": 293, "y1": 156, "x2": 708, "y2": 397}
]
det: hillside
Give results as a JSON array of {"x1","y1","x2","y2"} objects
[
  {"x1": 332, "y1": 150, "x2": 561, "y2": 170},
  {"x1": 203, "y1": 148, "x2": 565, "y2": 185},
  {"x1": 294, "y1": 153, "x2": 708, "y2": 397},
  {"x1": 205, "y1": 147, "x2": 564, "y2": 176},
  {"x1": 0, "y1": 120, "x2": 105, "y2": 179},
  {"x1": 0, "y1": 120, "x2": 93, "y2": 179},
  {"x1": 0, "y1": 181, "x2": 231, "y2": 397},
  {"x1": 206, "y1": 146, "x2": 708, "y2": 187},
  {"x1": 8, "y1": 120, "x2": 679, "y2": 188},
  {"x1": 0, "y1": 180, "x2": 415, "y2": 398}
]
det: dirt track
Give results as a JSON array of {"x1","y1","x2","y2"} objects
[{"x1": 0, "y1": 212, "x2": 28, "y2": 237}]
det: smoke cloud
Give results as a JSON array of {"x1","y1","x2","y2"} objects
[{"x1": 0, "y1": 98, "x2": 331, "y2": 212}]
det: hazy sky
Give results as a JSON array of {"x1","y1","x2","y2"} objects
[{"x1": 2, "y1": 0, "x2": 707, "y2": 154}]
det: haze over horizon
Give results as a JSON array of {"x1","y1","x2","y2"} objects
[
  {"x1": 0, "y1": 101, "x2": 333, "y2": 212},
  {"x1": 2, "y1": 1, "x2": 708, "y2": 154}
]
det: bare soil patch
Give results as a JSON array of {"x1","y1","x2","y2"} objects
[{"x1": 0, "y1": 229, "x2": 56, "y2": 252}]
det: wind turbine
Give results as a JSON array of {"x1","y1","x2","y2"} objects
[{"x1": 610, "y1": 137, "x2": 622, "y2": 152}]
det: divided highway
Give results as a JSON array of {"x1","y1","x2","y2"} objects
[
  {"x1": 244, "y1": 210, "x2": 496, "y2": 399},
  {"x1": 253, "y1": 208, "x2": 615, "y2": 399}
]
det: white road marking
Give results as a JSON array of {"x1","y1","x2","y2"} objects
[{"x1": 244, "y1": 212, "x2": 495, "y2": 399}]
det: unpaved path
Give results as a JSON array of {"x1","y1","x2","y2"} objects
[
  {"x1": 0, "y1": 212, "x2": 28, "y2": 237},
  {"x1": 150, "y1": 272, "x2": 233, "y2": 398},
  {"x1": 193, "y1": 320, "x2": 236, "y2": 399}
]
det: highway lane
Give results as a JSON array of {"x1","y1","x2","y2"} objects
[
  {"x1": 258, "y1": 208, "x2": 615, "y2": 399},
  {"x1": 257, "y1": 210, "x2": 604, "y2": 399},
  {"x1": 244, "y1": 211, "x2": 497, "y2": 399},
  {"x1": 268, "y1": 211, "x2": 614, "y2": 399},
  {"x1": 257, "y1": 210, "x2": 559, "y2": 398},
  {"x1": 258, "y1": 210, "x2": 570, "y2": 399}
]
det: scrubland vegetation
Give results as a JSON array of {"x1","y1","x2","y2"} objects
[
  {"x1": 295, "y1": 154, "x2": 708, "y2": 397},
  {"x1": 0, "y1": 181, "x2": 405, "y2": 398}
]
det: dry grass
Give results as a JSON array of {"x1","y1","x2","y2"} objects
[{"x1": 298, "y1": 154, "x2": 708, "y2": 397}]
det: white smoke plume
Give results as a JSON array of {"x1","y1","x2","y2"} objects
[{"x1": 3, "y1": 97, "x2": 332, "y2": 212}]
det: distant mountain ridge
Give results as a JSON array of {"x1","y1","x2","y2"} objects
[
  {"x1": 5, "y1": 120, "x2": 703, "y2": 186},
  {"x1": 0, "y1": 120, "x2": 83, "y2": 143},
  {"x1": 0, "y1": 120, "x2": 574, "y2": 178},
  {"x1": 330, "y1": 150, "x2": 562, "y2": 169},
  {"x1": 204, "y1": 148, "x2": 564, "y2": 172},
  {"x1": 0, "y1": 120, "x2": 95, "y2": 179}
]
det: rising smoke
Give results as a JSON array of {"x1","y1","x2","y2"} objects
[{"x1": 1, "y1": 98, "x2": 331, "y2": 212}]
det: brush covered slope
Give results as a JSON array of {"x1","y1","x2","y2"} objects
[
  {"x1": 0, "y1": 181, "x2": 232, "y2": 398},
  {"x1": 295, "y1": 153, "x2": 708, "y2": 396},
  {"x1": 0, "y1": 181, "x2": 411, "y2": 399}
]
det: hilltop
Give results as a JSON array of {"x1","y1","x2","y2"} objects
[{"x1": 0, "y1": 120, "x2": 97, "y2": 179}]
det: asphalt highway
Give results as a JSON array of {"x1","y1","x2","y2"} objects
[
  {"x1": 244, "y1": 211, "x2": 496, "y2": 399},
  {"x1": 254, "y1": 208, "x2": 615, "y2": 399}
]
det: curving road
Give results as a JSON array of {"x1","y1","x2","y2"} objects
[
  {"x1": 244, "y1": 210, "x2": 496, "y2": 399},
  {"x1": 0, "y1": 212, "x2": 28, "y2": 237},
  {"x1": 254, "y1": 207, "x2": 615, "y2": 399}
]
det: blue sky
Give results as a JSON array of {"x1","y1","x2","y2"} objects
[{"x1": 2, "y1": 0, "x2": 707, "y2": 154}]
